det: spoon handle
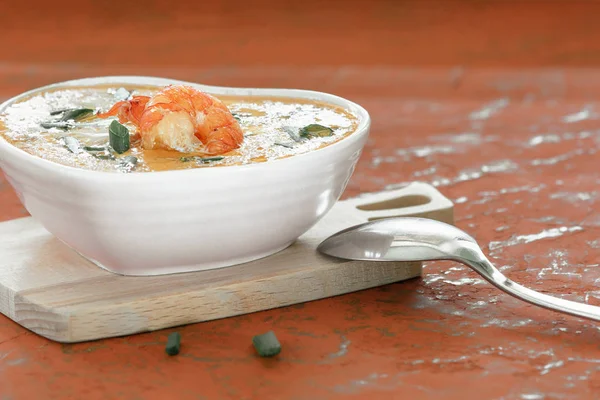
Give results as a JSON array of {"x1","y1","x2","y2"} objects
[{"x1": 464, "y1": 251, "x2": 600, "y2": 322}]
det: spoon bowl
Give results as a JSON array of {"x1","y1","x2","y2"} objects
[
  {"x1": 317, "y1": 217, "x2": 477, "y2": 262},
  {"x1": 318, "y1": 217, "x2": 600, "y2": 323}
]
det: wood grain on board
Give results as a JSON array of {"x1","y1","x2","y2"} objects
[{"x1": 0, "y1": 182, "x2": 453, "y2": 343}]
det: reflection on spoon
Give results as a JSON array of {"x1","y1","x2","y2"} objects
[{"x1": 318, "y1": 217, "x2": 600, "y2": 322}]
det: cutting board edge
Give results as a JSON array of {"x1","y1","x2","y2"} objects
[
  {"x1": 0, "y1": 182, "x2": 454, "y2": 343},
  {"x1": 14, "y1": 261, "x2": 423, "y2": 343}
]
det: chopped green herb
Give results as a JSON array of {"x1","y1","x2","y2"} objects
[
  {"x1": 299, "y1": 124, "x2": 334, "y2": 139},
  {"x1": 108, "y1": 120, "x2": 130, "y2": 154},
  {"x1": 274, "y1": 142, "x2": 294, "y2": 149},
  {"x1": 60, "y1": 108, "x2": 94, "y2": 122},
  {"x1": 180, "y1": 156, "x2": 224, "y2": 163},
  {"x1": 231, "y1": 112, "x2": 241, "y2": 122},
  {"x1": 49, "y1": 108, "x2": 94, "y2": 120},
  {"x1": 83, "y1": 145, "x2": 107, "y2": 152},
  {"x1": 42, "y1": 108, "x2": 94, "y2": 131},
  {"x1": 165, "y1": 332, "x2": 181, "y2": 356},
  {"x1": 199, "y1": 156, "x2": 224, "y2": 163},
  {"x1": 252, "y1": 330, "x2": 281, "y2": 357},
  {"x1": 49, "y1": 108, "x2": 70, "y2": 116}
]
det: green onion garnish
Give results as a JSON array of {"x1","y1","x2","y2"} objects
[
  {"x1": 108, "y1": 120, "x2": 130, "y2": 154},
  {"x1": 42, "y1": 108, "x2": 95, "y2": 131},
  {"x1": 165, "y1": 332, "x2": 181, "y2": 356},
  {"x1": 252, "y1": 330, "x2": 281, "y2": 357}
]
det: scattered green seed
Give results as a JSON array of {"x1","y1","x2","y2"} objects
[
  {"x1": 165, "y1": 332, "x2": 181, "y2": 356},
  {"x1": 252, "y1": 330, "x2": 281, "y2": 357}
]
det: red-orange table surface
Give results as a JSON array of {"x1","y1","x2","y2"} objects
[
  {"x1": 2, "y1": 1, "x2": 600, "y2": 399},
  {"x1": 2, "y1": 65, "x2": 600, "y2": 399}
]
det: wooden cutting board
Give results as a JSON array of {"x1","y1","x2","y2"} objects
[{"x1": 0, "y1": 182, "x2": 453, "y2": 343}]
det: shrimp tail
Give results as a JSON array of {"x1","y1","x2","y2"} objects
[
  {"x1": 204, "y1": 125, "x2": 245, "y2": 155},
  {"x1": 96, "y1": 95, "x2": 151, "y2": 126}
]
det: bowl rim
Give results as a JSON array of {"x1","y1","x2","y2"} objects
[{"x1": 0, "y1": 75, "x2": 371, "y2": 180}]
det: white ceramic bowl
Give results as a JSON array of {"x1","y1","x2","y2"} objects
[{"x1": 0, "y1": 76, "x2": 370, "y2": 276}]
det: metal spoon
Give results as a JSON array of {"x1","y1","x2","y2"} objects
[{"x1": 317, "y1": 217, "x2": 600, "y2": 322}]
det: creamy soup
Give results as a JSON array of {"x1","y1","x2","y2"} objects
[{"x1": 0, "y1": 84, "x2": 359, "y2": 173}]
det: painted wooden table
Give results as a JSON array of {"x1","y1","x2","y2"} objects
[{"x1": 2, "y1": 1, "x2": 600, "y2": 399}]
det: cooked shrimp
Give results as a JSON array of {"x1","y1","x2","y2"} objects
[{"x1": 96, "y1": 85, "x2": 244, "y2": 155}]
